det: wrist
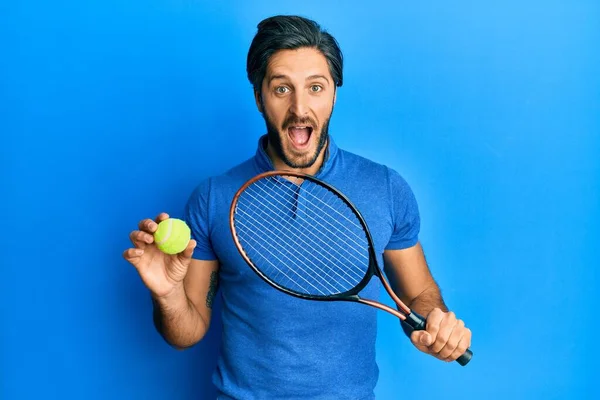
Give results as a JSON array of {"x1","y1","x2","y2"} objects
[
  {"x1": 153, "y1": 282, "x2": 186, "y2": 308},
  {"x1": 407, "y1": 287, "x2": 448, "y2": 316}
]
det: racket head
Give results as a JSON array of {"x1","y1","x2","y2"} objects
[
  {"x1": 230, "y1": 171, "x2": 474, "y2": 366},
  {"x1": 229, "y1": 170, "x2": 381, "y2": 302}
]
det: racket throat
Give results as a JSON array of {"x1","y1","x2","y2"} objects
[
  {"x1": 403, "y1": 310, "x2": 427, "y2": 331},
  {"x1": 353, "y1": 297, "x2": 409, "y2": 321}
]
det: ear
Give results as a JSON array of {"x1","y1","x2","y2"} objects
[
  {"x1": 254, "y1": 89, "x2": 263, "y2": 113},
  {"x1": 333, "y1": 88, "x2": 337, "y2": 105}
]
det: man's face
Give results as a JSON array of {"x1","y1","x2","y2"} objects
[{"x1": 257, "y1": 47, "x2": 336, "y2": 169}]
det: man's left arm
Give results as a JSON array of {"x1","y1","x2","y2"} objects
[{"x1": 383, "y1": 242, "x2": 472, "y2": 363}]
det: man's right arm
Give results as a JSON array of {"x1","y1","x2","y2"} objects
[{"x1": 152, "y1": 259, "x2": 220, "y2": 349}]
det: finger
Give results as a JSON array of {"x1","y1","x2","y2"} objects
[
  {"x1": 123, "y1": 248, "x2": 144, "y2": 265},
  {"x1": 139, "y1": 218, "x2": 159, "y2": 234},
  {"x1": 424, "y1": 308, "x2": 445, "y2": 345},
  {"x1": 154, "y1": 212, "x2": 170, "y2": 223},
  {"x1": 129, "y1": 230, "x2": 154, "y2": 248},
  {"x1": 447, "y1": 328, "x2": 472, "y2": 362},
  {"x1": 438, "y1": 320, "x2": 465, "y2": 359},
  {"x1": 430, "y1": 311, "x2": 457, "y2": 354}
]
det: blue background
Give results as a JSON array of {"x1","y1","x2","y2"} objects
[{"x1": 2, "y1": 1, "x2": 598, "y2": 399}]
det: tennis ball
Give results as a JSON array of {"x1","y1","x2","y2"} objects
[{"x1": 153, "y1": 218, "x2": 191, "y2": 255}]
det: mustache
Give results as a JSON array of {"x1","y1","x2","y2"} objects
[{"x1": 282, "y1": 116, "x2": 317, "y2": 130}]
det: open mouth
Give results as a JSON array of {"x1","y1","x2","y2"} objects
[{"x1": 287, "y1": 126, "x2": 313, "y2": 150}]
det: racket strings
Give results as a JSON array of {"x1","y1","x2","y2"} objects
[
  {"x1": 272, "y1": 176, "x2": 364, "y2": 232},
  {"x1": 239, "y1": 195, "x2": 364, "y2": 286},
  {"x1": 267, "y1": 177, "x2": 367, "y2": 245},
  {"x1": 246, "y1": 181, "x2": 368, "y2": 267},
  {"x1": 236, "y1": 205, "x2": 361, "y2": 290},
  {"x1": 235, "y1": 207, "x2": 359, "y2": 291},
  {"x1": 234, "y1": 175, "x2": 371, "y2": 297},
  {"x1": 248, "y1": 179, "x2": 368, "y2": 273},
  {"x1": 235, "y1": 222, "x2": 333, "y2": 295},
  {"x1": 236, "y1": 218, "x2": 349, "y2": 295}
]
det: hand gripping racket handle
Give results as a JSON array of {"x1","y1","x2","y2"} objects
[{"x1": 404, "y1": 311, "x2": 473, "y2": 366}]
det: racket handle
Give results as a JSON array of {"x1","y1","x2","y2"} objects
[{"x1": 403, "y1": 311, "x2": 473, "y2": 366}]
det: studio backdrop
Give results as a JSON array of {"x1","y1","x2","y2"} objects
[{"x1": 2, "y1": 1, "x2": 598, "y2": 399}]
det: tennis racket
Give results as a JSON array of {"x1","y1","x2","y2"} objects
[{"x1": 229, "y1": 170, "x2": 473, "y2": 366}]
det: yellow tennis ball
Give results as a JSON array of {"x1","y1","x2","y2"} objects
[{"x1": 153, "y1": 218, "x2": 191, "y2": 255}]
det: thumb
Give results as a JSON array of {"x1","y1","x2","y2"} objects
[
  {"x1": 412, "y1": 331, "x2": 433, "y2": 347},
  {"x1": 179, "y1": 239, "x2": 197, "y2": 260}
]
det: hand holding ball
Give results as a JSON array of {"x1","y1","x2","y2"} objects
[
  {"x1": 153, "y1": 218, "x2": 191, "y2": 255},
  {"x1": 124, "y1": 214, "x2": 195, "y2": 297}
]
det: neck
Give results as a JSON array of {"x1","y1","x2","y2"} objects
[{"x1": 265, "y1": 138, "x2": 328, "y2": 176}]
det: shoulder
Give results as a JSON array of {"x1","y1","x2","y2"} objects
[
  {"x1": 184, "y1": 157, "x2": 259, "y2": 234},
  {"x1": 337, "y1": 148, "x2": 413, "y2": 192},
  {"x1": 187, "y1": 157, "x2": 258, "y2": 202}
]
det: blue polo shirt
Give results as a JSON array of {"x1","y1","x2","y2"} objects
[{"x1": 183, "y1": 135, "x2": 420, "y2": 400}]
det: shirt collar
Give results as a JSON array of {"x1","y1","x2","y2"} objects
[{"x1": 254, "y1": 134, "x2": 339, "y2": 178}]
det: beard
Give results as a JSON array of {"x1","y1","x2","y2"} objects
[{"x1": 261, "y1": 104, "x2": 333, "y2": 169}]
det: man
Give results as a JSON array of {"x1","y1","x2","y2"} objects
[{"x1": 124, "y1": 15, "x2": 471, "y2": 400}]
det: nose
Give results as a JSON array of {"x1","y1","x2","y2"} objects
[{"x1": 289, "y1": 90, "x2": 309, "y2": 117}]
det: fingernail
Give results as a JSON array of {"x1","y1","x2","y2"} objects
[{"x1": 135, "y1": 249, "x2": 143, "y2": 255}]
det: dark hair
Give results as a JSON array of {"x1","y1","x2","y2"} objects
[{"x1": 246, "y1": 15, "x2": 344, "y2": 95}]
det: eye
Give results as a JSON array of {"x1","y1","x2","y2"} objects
[
  {"x1": 275, "y1": 86, "x2": 289, "y2": 94},
  {"x1": 310, "y1": 85, "x2": 323, "y2": 93}
]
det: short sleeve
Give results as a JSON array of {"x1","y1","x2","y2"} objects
[
  {"x1": 183, "y1": 179, "x2": 218, "y2": 260},
  {"x1": 385, "y1": 168, "x2": 421, "y2": 250}
]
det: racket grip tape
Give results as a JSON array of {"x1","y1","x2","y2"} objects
[{"x1": 404, "y1": 311, "x2": 473, "y2": 366}]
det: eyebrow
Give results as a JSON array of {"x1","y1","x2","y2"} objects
[{"x1": 268, "y1": 74, "x2": 330, "y2": 84}]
